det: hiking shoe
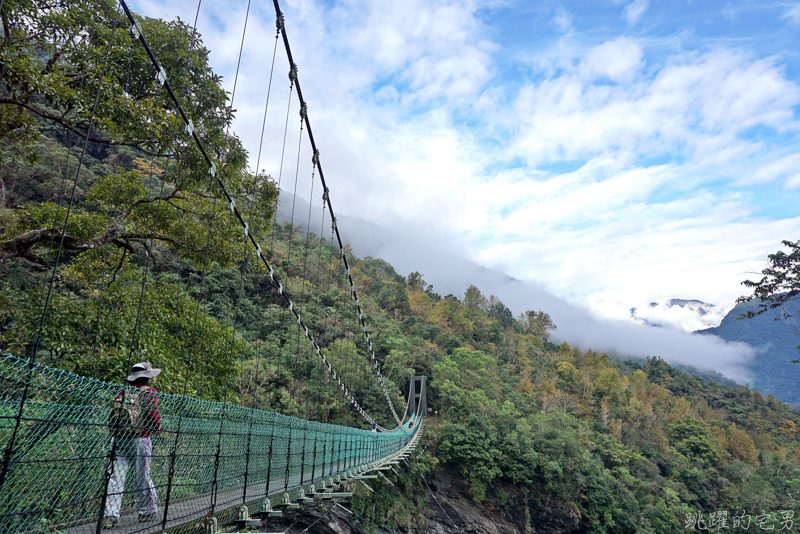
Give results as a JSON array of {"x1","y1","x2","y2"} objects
[
  {"x1": 102, "y1": 517, "x2": 120, "y2": 529},
  {"x1": 138, "y1": 512, "x2": 158, "y2": 522}
]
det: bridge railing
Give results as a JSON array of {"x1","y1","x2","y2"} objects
[{"x1": 0, "y1": 354, "x2": 417, "y2": 533}]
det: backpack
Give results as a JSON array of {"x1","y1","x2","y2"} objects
[{"x1": 109, "y1": 388, "x2": 145, "y2": 437}]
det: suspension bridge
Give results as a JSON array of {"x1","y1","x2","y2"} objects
[{"x1": 0, "y1": 0, "x2": 427, "y2": 532}]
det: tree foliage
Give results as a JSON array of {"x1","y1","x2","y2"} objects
[
  {"x1": 738, "y1": 239, "x2": 800, "y2": 361},
  {"x1": 0, "y1": 1, "x2": 275, "y2": 400},
  {"x1": 0, "y1": 0, "x2": 278, "y2": 267},
  {"x1": 518, "y1": 309, "x2": 557, "y2": 339},
  {"x1": 739, "y1": 239, "x2": 800, "y2": 318}
]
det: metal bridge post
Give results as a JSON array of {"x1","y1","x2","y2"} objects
[
  {"x1": 310, "y1": 424, "x2": 318, "y2": 486},
  {"x1": 342, "y1": 432, "x2": 347, "y2": 473},
  {"x1": 94, "y1": 439, "x2": 119, "y2": 534},
  {"x1": 243, "y1": 420, "x2": 254, "y2": 504},
  {"x1": 335, "y1": 432, "x2": 342, "y2": 474},
  {"x1": 264, "y1": 419, "x2": 276, "y2": 498},
  {"x1": 330, "y1": 431, "x2": 335, "y2": 477},
  {"x1": 320, "y1": 429, "x2": 327, "y2": 480},
  {"x1": 354, "y1": 433, "x2": 359, "y2": 469},
  {"x1": 210, "y1": 407, "x2": 227, "y2": 517},
  {"x1": 345, "y1": 434, "x2": 351, "y2": 470},
  {"x1": 299, "y1": 421, "x2": 307, "y2": 488},
  {"x1": 322, "y1": 430, "x2": 326, "y2": 478},
  {"x1": 347, "y1": 436, "x2": 356, "y2": 469},
  {"x1": 162, "y1": 420, "x2": 184, "y2": 529},
  {"x1": 284, "y1": 426, "x2": 293, "y2": 492}
]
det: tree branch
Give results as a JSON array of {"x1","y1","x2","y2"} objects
[
  {"x1": 122, "y1": 233, "x2": 204, "y2": 254},
  {"x1": 107, "y1": 189, "x2": 183, "y2": 231},
  {"x1": 0, "y1": 96, "x2": 161, "y2": 153},
  {"x1": 0, "y1": 190, "x2": 187, "y2": 264}
]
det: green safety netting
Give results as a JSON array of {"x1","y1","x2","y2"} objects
[{"x1": 0, "y1": 354, "x2": 418, "y2": 533}]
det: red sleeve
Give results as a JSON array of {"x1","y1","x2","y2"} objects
[{"x1": 144, "y1": 387, "x2": 162, "y2": 431}]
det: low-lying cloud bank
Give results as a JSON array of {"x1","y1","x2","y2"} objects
[
  {"x1": 629, "y1": 300, "x2": 729, "y2": 333},
  {"x1": 278, "y1": 193, "x2": 755, "y2": 383}
]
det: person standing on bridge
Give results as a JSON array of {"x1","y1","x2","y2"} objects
[{"x1": 103, "y1": 362, "x2": 162, "y2": 529}]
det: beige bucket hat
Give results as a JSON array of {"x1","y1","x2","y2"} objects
[{"x1": 126, "y1": 362, "x2": 161, "y2": 382}]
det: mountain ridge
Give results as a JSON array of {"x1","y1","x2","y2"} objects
[
  {"x1": 276, "y1": 191, "x2": 755, "y2": 384},
  {"x1": 696, "y1": 301, "x2": 800, "y2": 406}
]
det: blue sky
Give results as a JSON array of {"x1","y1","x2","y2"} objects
[{"x1": 134, "y1": 0, "x2": 800, "y2": 333}]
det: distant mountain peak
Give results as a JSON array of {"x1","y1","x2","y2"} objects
[
  {"x1": 631, "y1": 298, "x2": 723, "y2": 332},
  {"x1": 668, "y1": 299, "x2": 715, "y2": 314},
  {"x1": 646, "y1": 299, "x2": 716, "y2": 315}
]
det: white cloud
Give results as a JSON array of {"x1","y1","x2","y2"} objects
[
  {"x1": 783, "y1": 4, "x2": 800, "y2": 24},
  {"x1": 785, "y1": 173, "x2": 800, "y2": 189},
  {"x1": 128, "y1": 0, "x2": 800, "y2": 379},
  {"x1": 329, "y1": 0, "x2": 497, "y2": 103},
  {"x1": 624, "y1": 0, "x2": 649, "y2": 25},
  {"x1": 579, "y1": 37, "x2": 643, "y2": 83},
  {"x1": 509, "y1": 48, "x2": 799, "y2": 168},
  {"x1": 629, "y1": 301, "x2": 729, "y2": 332},
  {"x1": 553, "y1": 7, "x2": 572, "y2": 32},
  {"x1": 750, "y1": 153, "x2": 800, "y2": 185},
  {"x1": 338, "y1": 221, "x2": 755, "y2": 382}
]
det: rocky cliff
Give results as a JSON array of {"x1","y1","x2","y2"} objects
[{"x1": 272, "y1": 473, "x2": 582, "y2": 534}]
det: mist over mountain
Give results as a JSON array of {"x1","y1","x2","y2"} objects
[
  {"x1": 697, "y1": 302, "x2": 800, "y2": 406},
  {"x1": 626, "y1": 296, "x2": 800, "y2": 406},
  {"x1": 630, "y1": 299, "x2": 727, "y2": 332},
  {"x1": 277, "y1": 193, "x2": 755, "y2": 382}
]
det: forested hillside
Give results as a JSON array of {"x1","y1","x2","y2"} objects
[
  {"x1": 698, "y1": 301, "x2": 800, "y2": 407},
  {"x1": 3, "y1": 3, "x2": 800, "y2": 533},
  {"x1": 6, "y1": 211, "x2": 800, "y2": 531}
]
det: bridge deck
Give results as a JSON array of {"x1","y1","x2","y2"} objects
[
  {"x1": 65, "y1": 476, "x2": 292, "y2": 534},
  {"x1": 0, "y1": 355, "x2": 420, "y2": 534}
]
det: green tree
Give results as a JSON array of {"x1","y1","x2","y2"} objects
[
  {"x1": 0, "y1": 1, "x2": 278, "y2": 403},
  {"x1": 518, "y1": 309, "x2": 557, "y2": 340},
  {"x1": 738, "y1": 239, "x2": 800, "y2": 361},
  {"x1": 487, "y1": 295, "x2": 514, "y2": 329},
  {"x1": 0, "y1": 0, "x2": 278, "y2": 268},
  {"x1": 739, "y1": 240, "x2": 800, "y2": 318},
  {"x1": 438, "y1": 416, "x2": 502, "y2": 500},
  {"x1": 669, "y1": 416, "x2": 721, "y2": 466},
  {"x1": 2, "y1": 0, "x2": 228, "y2": 163},
  {"x1": 406, "y1": 271, "x2": 426, "y2": 291},
  {"x1": 463, "y1": 284, "x2": 488, "y2": 311},
  {"x1": 1, "y1": 263, "x2": 242, "y2": 401}
]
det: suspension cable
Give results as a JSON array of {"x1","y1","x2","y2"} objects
[
  {"x1": 118, "y1": 0, "x2": 378, "y2": 426},
  {"x1": 272, "y1": 0, "x2": 403, "y2": 426}
]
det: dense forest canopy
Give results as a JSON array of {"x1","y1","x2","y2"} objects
[{"x1": 2, "y1": 2, "x2": 800, "y2": 533}]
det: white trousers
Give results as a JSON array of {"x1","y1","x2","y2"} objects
[{"x1": 104, "y1": 437, "x2": 158, "y2": 519}]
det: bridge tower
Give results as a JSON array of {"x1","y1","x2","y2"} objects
[{"x1": 408, "y1": 376, "x2": 427, "y2": 419}]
